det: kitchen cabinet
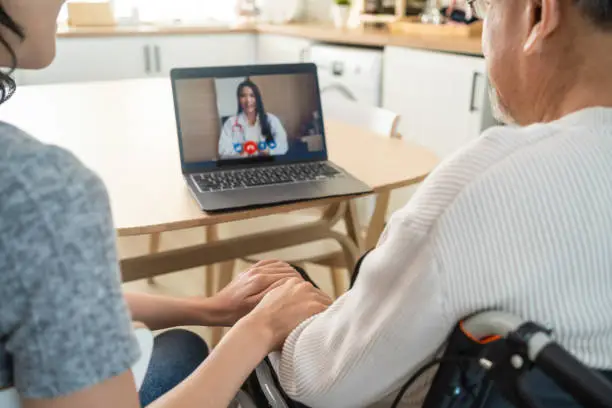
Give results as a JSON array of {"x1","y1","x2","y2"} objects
[
  {"x1": 152, "y1": 34, "x2": 256, "y2": 76},
  {"x1": 17, "y1": 37, "x2": 149, "y2": 85},
  {"x1": 257, "y1": 34, "x2": 312, "y2": 64},
  {"x1": 383, "y1": 46, "x2": 497, "y2": 160},
  {"x1": 16, "y1": 34, "x2": 256, "y2": 85}
]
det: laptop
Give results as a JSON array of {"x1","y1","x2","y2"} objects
[{"x1": 170, "y1": 63, "x2": 372, "y2": 212}]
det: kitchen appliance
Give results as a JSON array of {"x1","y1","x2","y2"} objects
[
  {"x1": 309, "y1": 44, "x2": 383, "y2": 107},
  {"x1": 309, "y1": 44, "x2": 383, "y2": 226}
]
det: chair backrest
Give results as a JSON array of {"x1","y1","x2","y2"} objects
[
  {"x1": 322, "y1": 97, "x2": 402, "y2": 228},
  {"x1": 322, "y1": 96, "x2": 400, "y2": 139},
  {"x1": 0, "y1": 324, "x2": 153, "y2": 408}
]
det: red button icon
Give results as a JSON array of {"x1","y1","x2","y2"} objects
[{"x1": 244, "y1": 141, "x2": 258, "y2": 155}]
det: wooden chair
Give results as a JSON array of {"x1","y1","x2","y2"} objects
[{"x1": 147, "y1": 227, "x2": 219, "y2": 298}]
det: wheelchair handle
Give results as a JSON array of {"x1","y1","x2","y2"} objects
[
  {"x1": 463, "y1": 311, "x2": 612, "y2": 408},
  {"x1": 536, "y1": 342, "x2": 612, "y2": 408}
]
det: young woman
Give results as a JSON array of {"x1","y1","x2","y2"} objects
[
  {"x1": 218, "y1": 79, "x2": 289, "y2": 158},
  {"x1": 0, "y1": 2, "x2": 330, "y2": 408}
]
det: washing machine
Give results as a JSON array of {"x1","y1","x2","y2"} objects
[
  {"x1": 309, "y1": 44, "x2": 383, "y2": 107},
  {"x1": 309, "y1": 44, "x2": 384, "y2": 227}
]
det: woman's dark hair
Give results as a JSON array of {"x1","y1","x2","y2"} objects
[
  {"x1": 236, "y1": 79, "x2": 273, "y2": 143},
  {"x1": 0, "y1": 6, "x2": 24, "y2": 104}
]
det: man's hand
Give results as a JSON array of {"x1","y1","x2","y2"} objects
[
  {"x1": 212, "y1": 260, "x2": 303, "y2": 326},
  {"x1": 243, "y1": 278, "x2": 333, "y2": 351}
]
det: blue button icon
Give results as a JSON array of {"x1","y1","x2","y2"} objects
[
  {"x1": 259, "y1": 141, "x2": 267, "y2": 151},
  {"x1": 268, "y1": 140, "x2": 277, "y2": 149},
  {"x1": 233, "y1": 143, "x2": 243, "y2": 153}
]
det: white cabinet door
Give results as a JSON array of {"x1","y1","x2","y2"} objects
[
  {"x1": 17, "y1": 37, "x2": 149, "y2": 85},
  {"x1": 383, "y1": 46, "x2": 495, "y2": 160},
  {"x1": 153, "y1": 34, "x2": 256, "y2": 76},
  {"x1": 257, "y1": 34, "x2": 312, "y2": 64}
]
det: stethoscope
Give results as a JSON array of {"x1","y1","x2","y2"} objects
[{"x1": 231, "y1": 116, "x2": 277, "y2": 154}]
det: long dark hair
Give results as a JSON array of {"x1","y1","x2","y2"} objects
[
  {"x1": 0, "y1": 7, "x2": 24, "y2": 104},
  {"x1": 236, "y1": 79, "x2": 273, "y2": 143}
]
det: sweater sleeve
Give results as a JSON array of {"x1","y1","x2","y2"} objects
[{"x1": 276, "y1": 209, "x2": 454, "y2": 407}]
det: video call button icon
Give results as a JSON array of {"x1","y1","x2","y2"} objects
[{"x1": 244, "y1": 141, "x2": 258, "y2": 155}]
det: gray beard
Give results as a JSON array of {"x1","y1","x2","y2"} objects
[{"x1": 489, "y1": 86, "x2": 517, "y2": 126}]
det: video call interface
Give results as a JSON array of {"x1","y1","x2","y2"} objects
[{"x1": 174, "y1": 72, "x2": 325, "y2": 165}]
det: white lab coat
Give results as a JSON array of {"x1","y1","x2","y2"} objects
[{"x1": 218, "y1": 112, "x2": 289, "y2": 158}]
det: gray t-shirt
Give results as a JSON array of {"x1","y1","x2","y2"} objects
[{"x1": 0, "y1": 122, "x2": 140, "y2": 398}]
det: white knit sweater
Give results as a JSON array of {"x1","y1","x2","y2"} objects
[{"x1": 274, "y1": 107, "x2": 612, "y2": 407}]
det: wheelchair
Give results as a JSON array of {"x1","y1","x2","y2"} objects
[{"x1": 233, "y1": 311, "x2": 612, "y2": 408}]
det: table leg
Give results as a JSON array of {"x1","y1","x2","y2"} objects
[
  {"x1": 331, "y1": 268, "x2": 346, "y2": 298},
  {"x1": 344, "y1": 200, "x2": 364, "y2": 252},
  {"x1": 205, "y1": 226, "x2": 219, "y2": 298},
  {"x1": 210, "y1": 260, "x2": 235, "y2": 348},
  {"x1": 365, "y1": 191, "x2": 390, "y2": 250},
  {"x1": 147, "y1": 233, "x2": 161, "y2": 285}
]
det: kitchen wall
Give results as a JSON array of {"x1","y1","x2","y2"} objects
[{"x1": 303, "y1": 0, "x2": 333, "y2": 22}]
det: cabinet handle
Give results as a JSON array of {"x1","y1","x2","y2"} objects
[
  {"x1": 144, "y1": 45, "x2": 151, "y2": 74},
  {"x1": 299, "y1": 46, "x2": 309, "y2": 62},
  {"x1": 154, "y1": 45, "x2": 161, "y2": 73},
  {"x1": 469, "y1": 72, "x2": 482, "y2": 112}
]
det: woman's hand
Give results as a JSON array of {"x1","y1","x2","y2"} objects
[
  {"x1": 212, "y1": 260, "x2": 303, "y2": 326},
  {"x1": 244, "y1": 278, "x2": 333, "y2": 351}
]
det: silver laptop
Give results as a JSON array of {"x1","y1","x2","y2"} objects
[{"x1": 170, "y1": 63, "x2": 371, "y2": 212}]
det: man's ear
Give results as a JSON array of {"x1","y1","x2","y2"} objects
[{"x1": 524, "y1": 0, "x2": 562, "y2": 53}]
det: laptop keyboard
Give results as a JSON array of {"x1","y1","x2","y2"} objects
[{"x1": 192, "y1": 162, "x2": 342, "y2": 192}]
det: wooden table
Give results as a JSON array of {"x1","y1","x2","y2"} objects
[{"x1": 0, "y1": 78, "x2": 438, "y2": 281}]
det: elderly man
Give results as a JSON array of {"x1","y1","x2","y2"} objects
[{"x1": 274, "y1": 0, "x2": 612, "y2": 406}]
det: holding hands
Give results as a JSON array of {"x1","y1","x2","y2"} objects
[
  {"x1": 215, "y1": 260, "x2": 332, "y2": 350},
  {"x1": 213, "y1": 260, "x2": 306, "y2": 325},
  {"x1": 246, "y1": 277, "x2": 332, "y2": 351}
]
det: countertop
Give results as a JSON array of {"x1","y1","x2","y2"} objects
[
  {"x1": 56, "y1": 23, "x2": 483, "y2": 56},
  {"x1": 257, "y1": 24, "x2": 482, "y2": 55},
  {"x1": 56, "y1": 24, "x2": 256, "y2": 37}
]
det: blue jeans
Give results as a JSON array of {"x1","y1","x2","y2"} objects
[{"x1": 139, "y1": 329, "x2": 209, "y2": 407}]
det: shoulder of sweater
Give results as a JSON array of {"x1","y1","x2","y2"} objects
[{"x1": 390, "y1": 122, "x2": 561, "y2": 231}]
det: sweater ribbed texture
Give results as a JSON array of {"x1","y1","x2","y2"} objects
[{"x1": 275, "y1": 107, "x2": 612, "y2": 408}]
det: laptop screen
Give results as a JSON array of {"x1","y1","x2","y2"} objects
[{"x1": 172, "y1": 64, "x2": 327, "y2": 172}]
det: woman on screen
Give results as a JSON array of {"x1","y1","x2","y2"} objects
[{"x1": 218, "y1": 79, "x2": 289, "y2": 158}]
